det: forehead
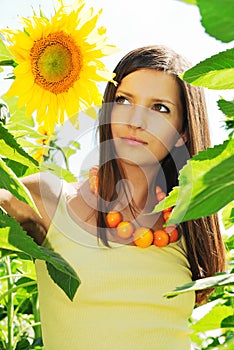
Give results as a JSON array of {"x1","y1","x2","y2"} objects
[{"x1": 117, "y1": 69, "x2": 181, "y2": 101}]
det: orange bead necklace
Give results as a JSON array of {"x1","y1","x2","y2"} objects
[{"x1": 89, "y1": 166, "x2": 179, "y2": 248}]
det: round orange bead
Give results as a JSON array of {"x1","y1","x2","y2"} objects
[
  {"x1": 116, "y1": 221, "x2": 134, "y2": 239},
  {"x1": 153, "y1": 230, "x2": 169, "y2": 247},
  {"x1": 164, "y1": 226, "x2": 179, "y2": 243},
  {"x1": 106, "y1": 211, "x2": 122, "y2": 228},
  {"x1": 162, "y1": 207, "x2": 173, "y2": 213},
  {"x1": 163, "y1": 211, "x2": 171, "y2": 222},
  {"x1": 133, "y1": 227, "x2": 154, "y2": 248}
]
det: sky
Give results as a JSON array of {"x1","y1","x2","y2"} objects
[{"x1": 0, "y1": 0, "x2": 233, "y2": 145}]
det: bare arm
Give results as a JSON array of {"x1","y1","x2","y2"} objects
[{"x1": 0, "y1": 172, "x2": 63, "y2": 244}]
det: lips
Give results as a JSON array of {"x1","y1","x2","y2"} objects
[{"x1": 122, "y1": 135, "x2": 148, "y2": 146}]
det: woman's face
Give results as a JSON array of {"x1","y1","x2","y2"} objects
[{"x1": 111, "y1": 69, "x2": 185, "y2": 167}]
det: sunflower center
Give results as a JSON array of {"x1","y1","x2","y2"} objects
[
  {"x1": 38, "y1": 44, "x2": 71, "y2": 82},
  {"x1": 30, "y1": 32, "x2": 83, "y2": 94}
]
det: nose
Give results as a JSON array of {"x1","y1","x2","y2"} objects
[{"x1": 128, "y1": 105, "x2": 147, "y2": 129}]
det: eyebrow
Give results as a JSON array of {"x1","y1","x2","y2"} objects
[{"x1": 115, "y1": 90, "x2": 176, "y2": 106}]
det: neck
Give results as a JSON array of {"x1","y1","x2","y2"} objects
[{"x1": 118, "y1": 161, "x2": 161, "y2": 212}]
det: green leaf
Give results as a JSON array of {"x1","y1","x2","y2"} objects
[
  {"x1": 61, "y1": 147, "x2": 76, "y2": 159},
  {"x1": 197, "y1": 0, "x2": 234, "y2": 43},
  {"x1": 0, "y1": 100, "x2": 9, "y2": 124},
  {"x1": 0, "y1": 124, "x2": 38, "y2": 167},
  {"x1": 40, "y1": 163, "x2": 77, "y2": 182},
  {"x1": 0, "y1": 157, "x2": 39, "y2": 214},
  {"x1": 69, "y1": 141, "x2": 80, "y2": 150},
  {"x1": 152, "y1": 139, "x2": 234, "y2": 225},
  {"x1": 15, "y1": 337, "x2": 30, "y2": 350},
  {"x1": 149, "y1": 186, "x2": 178, "y2": 213},
  {"x1": 0, "y1": 38, "x2": 14, "y2": 61},
  {"x1": 3, "y1": 159, "x2": 28, "y2": 177},
  {"x1": 178, "y1": 0, "x2": 196, "y2": 3},
  {"x1": 0, "y1": 226, "x2": 21, "y2": 252},
  {"x1": 165, "y1": 273, "x2": 234, "y2": 298},
  {"x1": 218, "y1": 99, "x2": 234, "y2": 130},
  {"x1": 218, "y1": 99, "x2": 234, "y2": 117},
  {"x1": 221, "y1": 315, "x2": 234, "y2": 328},
  {"x1": 225, "y1": 234, "x2": 234, "y2": 250},
  {"x1": 15, "y1": 276, "x2": 37, "y2": 293},
  {"x1": 181, "y1": 48, "x2": 234, "y2": 89},
  {"x1": 191, "y1": 304, "x2": 234, "y2": 332},
  {"x1": 0, "y1": 213, "x2": 81, "y2": 300},
  {"x1": 222, "y1": 202, "x2": 234, "y2": 229},
  {"x1": 4, "y1": 96, "x2": 35, "y2": 128},
  {"x1": 46, "y1": 255, "x2": 79, "y2": 302}
]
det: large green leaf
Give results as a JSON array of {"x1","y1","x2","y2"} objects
[
  {"x1": 191, "y1": 304, "x2": 234, "y2": 332},
  {"x1": 165, "y1": 273, "x2": 234, "y2": 298},
  {"x1": 152, "y1": 139, "x2": 234, "y2": 224},
  {"x1": 147, "y1": 186, "x2": 179, "y2": 215},
  {"x1": 0, "y1": 157, "x2": 39, "y2": 214},
  {"x1": 0, "y1": 124, "x2": 38, "y2": 167},
  {"x1": 197, "y1": 0, "x2": 234, "y2": 43},
  {"x1": 181, "y1": 48, "x2": 234, "y2": 89},
  {"x1": 0, "y1": 213, "x2": 80, "y2": 301}
]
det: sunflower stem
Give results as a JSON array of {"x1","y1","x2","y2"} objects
[
  {"x1": 31, "y1": 292, "x2": 42, "y2": 339},
  {"x1": 4, "y1": 256, "x2": 14, "y2": 350},
  {"x1": 56, "y1": 145, "x2": 70, "y2": 171}
]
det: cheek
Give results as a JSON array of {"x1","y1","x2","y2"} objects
[
  {"x1": 148, "y1": 117, "x2": 182, "y2": 148},
  {"x1": 111, "y1": 122, "x2": 121, "y2": 138},
  {"x1": 110, "y1": 109, "x2": 127, "y2": 137}
]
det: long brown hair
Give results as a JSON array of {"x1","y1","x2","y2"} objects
[{"x1": 98, "y1": 45, "x2": 226, "y2": 304}]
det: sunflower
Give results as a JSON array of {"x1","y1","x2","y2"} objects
[
  {"x1": 1, "y1": 0, "x2": 116, "y2": 132},
  {"x1": 32, "y1": 126, "x2": 55, "y2": 162}
]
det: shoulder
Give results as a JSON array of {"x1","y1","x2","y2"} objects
[
  {"x1": 22, "y1": 172, "x2": 80, "y2": 231},
  {"x1": 22, "y1": 172, "x2": 81, "y2": 209},
  {"x1": 21, "y1": 172, "x2": 63, "y2": 201}
]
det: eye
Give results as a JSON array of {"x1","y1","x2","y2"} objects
[
  {"x1": 152, "y1": 104, "x2": 170, "y2": 113},
  {"x1": 114, "y1": 95, "x2": 131, "y2": 105}
]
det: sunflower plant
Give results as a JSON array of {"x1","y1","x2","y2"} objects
[{"x1": 0, "y1": 1, "x2": 116, "y2": 348}]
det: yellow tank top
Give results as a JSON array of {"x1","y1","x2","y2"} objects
[{"x1": 35, "y1": 181, "x2": 195, "y2": 350}]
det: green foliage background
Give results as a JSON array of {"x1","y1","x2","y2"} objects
[{"x1": 0, "y1": 0, "x2": 233, "y2": 349}]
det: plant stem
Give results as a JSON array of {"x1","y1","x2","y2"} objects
[
  {"x1": 0, "y1": 281, "x2": 37, "y2": 302},
  {"x1": 55, "y1": 145, "x2": 70, "y2": 171},
  {"x1": 4, "y1": 256, "x2": 14, "y2": 350},
  {"x1": 31, "y1": 292, "x2": 42, "y2": 339}
]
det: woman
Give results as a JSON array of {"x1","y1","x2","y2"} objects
[{"x1": 0, "y1": 46, "x2": 226, "y2": 349}]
